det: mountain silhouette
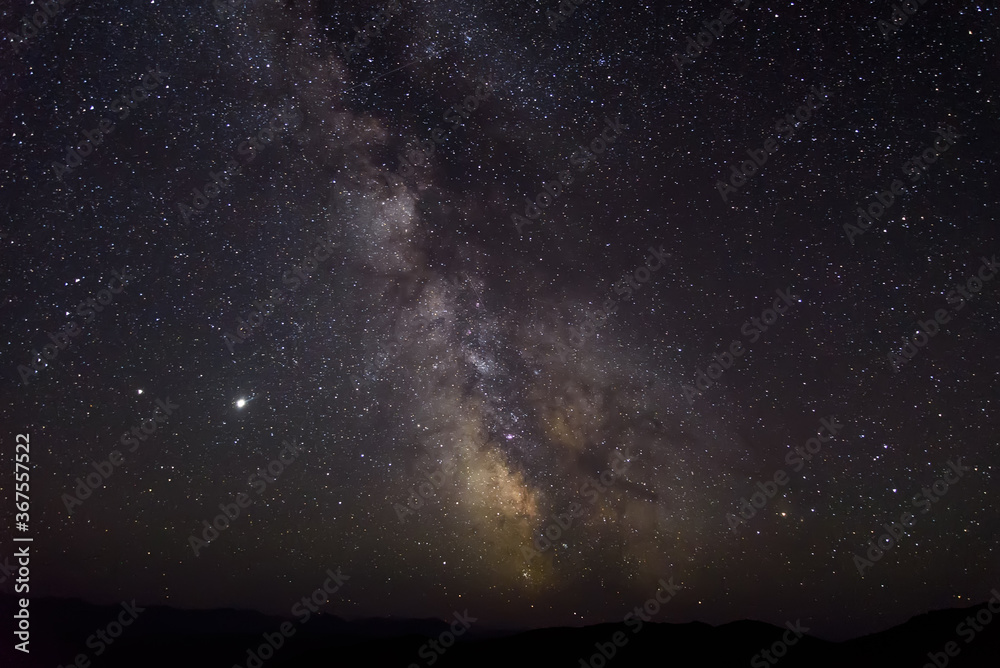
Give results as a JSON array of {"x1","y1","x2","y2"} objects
[{"x1": 2, "y1": 594, "x2": 997, "y2": 667}]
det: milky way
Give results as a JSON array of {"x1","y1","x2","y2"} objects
[{"x1": 2, "y1": 0, "x2": 997, "y2": 643}]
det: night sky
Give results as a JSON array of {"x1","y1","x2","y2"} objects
[{"x1": 1, "y1": 0, "x2": 998, "y2": 645}]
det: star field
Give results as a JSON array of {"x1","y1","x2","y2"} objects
[{"x1": 0, "y1": 0, "x2": 998, "y2": 645}]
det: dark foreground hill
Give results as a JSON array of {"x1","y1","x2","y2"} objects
[{"x1": 1, "y1": 595, "x2": 997, "y2": 667}]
